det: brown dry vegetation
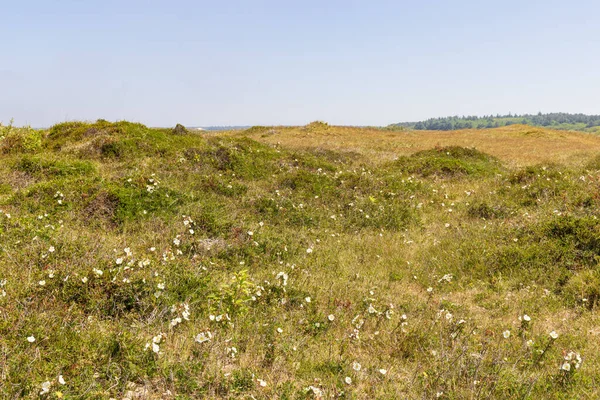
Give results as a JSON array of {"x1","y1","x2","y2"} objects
[{"x1": 233, "y1": 124, "x2": 600, "y2": 167}]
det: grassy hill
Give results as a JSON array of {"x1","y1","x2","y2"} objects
[
  {"x1": 2, "y1": 120, "x2": 600, "y2": 398},
  {"x1": 238, "y1": 122, "x2": 600, "y2": 167}
]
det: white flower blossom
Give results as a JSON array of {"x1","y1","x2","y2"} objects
[
  {"x1": 40, "y1": 381, "x2": 52, "y2": 395},
  {"x1": 195, "y1": 330, "x2": 212, "y2": 344}
]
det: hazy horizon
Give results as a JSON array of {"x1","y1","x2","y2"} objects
[{"x1": 2, "y1": 0, "x2": 599, "y2": 127}]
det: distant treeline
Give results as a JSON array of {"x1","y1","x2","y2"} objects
[{"x1": 389, "y1": 113, "x2": 600, "y2": 132}]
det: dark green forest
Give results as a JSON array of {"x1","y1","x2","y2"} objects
[{"x1": 390, "y1": 113, "x2": 600, "y2": 133}]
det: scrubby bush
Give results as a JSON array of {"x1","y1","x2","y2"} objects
[
  {"x1": 0, "y1": 123, "x2": 42, "y2": 154},
  {"x1": 395, "y1": 146, "x2": 501, "y2": 177}
]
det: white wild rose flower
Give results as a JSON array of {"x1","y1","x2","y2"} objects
[
  {"x1": 195, "y1": 330, "x2": 212, "y2": 344},
  {"x1": 40, "y1": 381, "x2": 52, "y2": 395},
  {"x1": 305, "y1": 386, "x2": 323, "y2": 396},
  {"x1": 275, "y1": 272, "x2": 288, "y2": 286},
  {"x1": 226, "y1": 347, "x2": 238, "y2": 358}
]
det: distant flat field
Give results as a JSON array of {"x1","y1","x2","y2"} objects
[{"x1": 227, "y1": 124, "x2": 600, "y2": 166}]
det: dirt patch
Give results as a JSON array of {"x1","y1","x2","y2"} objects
[{"x1": 83, "y1": 190, "x2": 119, "y2": 227}]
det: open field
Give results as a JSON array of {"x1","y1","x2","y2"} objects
[
  {"x1": 2, "y1": 121, "x2": 600, "y2": 398},
  {"x1": 233, "y1": 123, "x2": 600, "y2": 167}
]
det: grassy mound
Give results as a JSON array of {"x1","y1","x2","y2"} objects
[{"x1": 394, "y1": 146, "x2": 501, "y2": 177}]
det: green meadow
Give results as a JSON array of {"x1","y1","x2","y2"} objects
[{"x1": 2, "y1": 120, "x2": 600, "y2": 398}]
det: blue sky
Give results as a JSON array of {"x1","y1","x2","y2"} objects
[{"x1": 1, "y1": 0, "x2": 599, "y2": 127}]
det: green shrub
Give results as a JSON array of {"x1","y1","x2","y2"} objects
[
  {"x1": 15, "y1": 155, "x2": 95, "y2": 178},
  {"x1": 563, "y1": 269, "x2": 600, "y2": 309},
  {"x1": 0, "y1": 126, "x2": 43, "y2": 154},
  {"x1": 395, "y1": 146, "x2": 501, "y2": 177},
  {"x1": 467, "y1": 201, "x2": 508, "y2": 219}
]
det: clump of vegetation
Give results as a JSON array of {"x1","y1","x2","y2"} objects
[
  {"x1": 1, "y1": 120, "x2": 600, "y2": 398},
  {"x1": 172, "y1": 123, "x2": 189, "y2": 135},
  {"x1": 394, "y1": 146, "x2": 501, "y2": 177},
  {"x1": 304, "y1": 120, "x2": 330, "y2": 133},
  {"x1": 0, "y1": 121, "x2": 43, "y2": 154}
]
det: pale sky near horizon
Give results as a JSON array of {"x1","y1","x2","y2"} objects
[{"x1": 1, "y1": 0, "x2": 599, "y2": 127}]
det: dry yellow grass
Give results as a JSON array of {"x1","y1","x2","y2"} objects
[{"x1": 231, "y1": 124, "x2": 600, "y2": 167}]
